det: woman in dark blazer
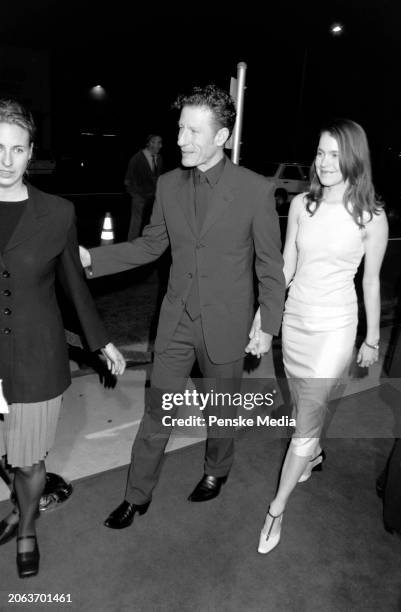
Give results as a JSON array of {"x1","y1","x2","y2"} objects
[{"x1": 0, "y1": 99, "x2": 125, "y2": 578}]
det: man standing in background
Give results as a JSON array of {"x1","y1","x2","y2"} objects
[{"x1": 125, "y1": 134, "x2": 163, "y2": 240}]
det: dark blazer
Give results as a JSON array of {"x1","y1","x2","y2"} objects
[
  {"x1": 91, "y1": 158, "x2": 285, "y2": 364},
  {"x1": 0, "y1": 184, "x2": 109, "y2": 403},
  {"x1": 125, "y1": 150, "x2": 163, "y2": 200}
]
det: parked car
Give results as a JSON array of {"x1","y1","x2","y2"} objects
[{"x1": 264, "y1": 162, "x2": 310, "y2": 201}]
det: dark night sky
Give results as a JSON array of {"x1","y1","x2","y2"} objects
[{"x1": 1, "y1": 0, "x2": 400, "y2": 189}]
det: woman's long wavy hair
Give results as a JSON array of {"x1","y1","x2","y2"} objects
[{"x1": 306, "y1": 118, "x2": 383, "y2": 227}]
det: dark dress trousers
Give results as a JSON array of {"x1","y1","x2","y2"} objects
[
  {"x1": 0, "y1": 184, "x2": 109, "y2": 404},
  {"x1": 90, "y1": 158, "x2": 285, "y2": 503}
]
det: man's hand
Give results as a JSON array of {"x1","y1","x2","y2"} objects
[
  {"x1": 245, "y1": 308, "x2": 272, "y2": 358},
  {"x1": 79, "y1": 246, "x2": 92, "y2": 273},
  {"x1": 248, "y1": 308, "x2": 261, "y2": 340},
  {"x1": 245, "y1": 330, "x2": 273, "y2": 358},
  {"x1": 100, "y1": 343, "x2": 126, "y2": 376}
]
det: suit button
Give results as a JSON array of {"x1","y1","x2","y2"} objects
[
  {"x1": 3, "y1": 308, "x2": 11, "y2": 315},
  {"x1": 2, "y1": 289, "x2": 11, "y2": 296},
  {"x1": 3, "y1": 328, "x2": 11, "y2": 334},
  {"x1": 2, "y1": 270, "x2": 10, "y2": 278},
  {"x1": 196, "y1": 243, "x2": 205, "y2": 249},
  {"x1": 188, "y1": 272, "x2": 193, "y2": 278}
]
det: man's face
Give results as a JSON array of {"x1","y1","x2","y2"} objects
[
  {"x1": 177, "y1": 105, "x2": 227, "y2": 172},
  {"x1": 148, "y1": 136, "x2": 162, "y2": 154}
]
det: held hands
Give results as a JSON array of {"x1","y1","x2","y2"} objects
[
  {"x1": 356, "y1": 341, "x2": 379, "y2": 368},
  {"x1": 245, "y1": 308, "x2": 273, "y2": 358},
  {"x1": 101, "y1": 343, "x2": 126, "y2": 376}
]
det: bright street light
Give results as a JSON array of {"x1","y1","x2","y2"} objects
[
  {"x1": 89, "y1": 85, "x2": 106, "y2": 99},
  {"x1": 330, "y1": 23, "x2": 344, "y2": 35}
]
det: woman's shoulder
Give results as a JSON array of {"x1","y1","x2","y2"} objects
[
  {"x1": 28, "y1": 184, "x2": 74, "y2": 218},
  {"x1": 292, "y1": 192, "x2": 309, "y2": 205},
  {"x1": 289, "y1": 192, "x2": 309, "y2": 216},
  {"x1": 364, "y1": 205, "x2": 388, "y2": 233}
]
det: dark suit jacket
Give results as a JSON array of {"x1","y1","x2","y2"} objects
[
  {"x1": 0, "y1": 184, "x2": 109, "y2": 403},
  {"x1": 125, "y1": 150, "x2": 163, "y2": 200},
  {"x1": 91, "y1": 158, "x2": 285, "y2": 364}
]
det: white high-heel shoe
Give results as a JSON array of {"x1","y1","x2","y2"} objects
[
  {"x1": 258, "y1": 509, "x2": 283, "y2": 554},
  {"x1": 298, "y1": 450, "x2": 326, "y2": 483}
]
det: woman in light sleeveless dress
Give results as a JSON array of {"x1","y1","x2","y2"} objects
[{"x1": 248, "y1": 119, "x2": 388, "y2": 554}]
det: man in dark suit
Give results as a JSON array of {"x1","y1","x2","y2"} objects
[
  {"x1": 124, "y1": 134, "x2": 163, "y2": 240},
  {"x1": 80, "y1": 84, "x2": 285, "y2": 529}
]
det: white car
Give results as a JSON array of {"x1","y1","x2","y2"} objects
[{"x1": 264, "y1": 162, "x2": 310, "y2": 201}]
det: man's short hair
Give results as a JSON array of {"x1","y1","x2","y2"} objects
[
  {"x1": 173, "y1": 84, "x2": 236, "y2": 135},
  {"x1": 145, "y1": 134, "x2": 162, "y2": 147}
]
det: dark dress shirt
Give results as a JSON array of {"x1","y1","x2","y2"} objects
[{"x1": 186, "y1": 157, "x2": 226, "y2": 319}]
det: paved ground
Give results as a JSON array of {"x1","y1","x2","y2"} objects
[{"x1": 2, "y1": 276, "x2": 398, "y2": 503}]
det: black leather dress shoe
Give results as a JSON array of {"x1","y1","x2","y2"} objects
[
  {"x1": 104, "y1": 500, "x2": 150, "y2": 529},
  {"x1": 188, "y1": 474, "x2": 228, "y2": 502}
]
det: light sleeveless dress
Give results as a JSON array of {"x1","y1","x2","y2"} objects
[{"x1": 282, "y1": 197, "x2": 365, "y2": 454}]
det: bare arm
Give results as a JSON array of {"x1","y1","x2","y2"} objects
[
  {"x1": 246, "y1": 193, "x2": 303, "y2": 356},
  {"x1": 282, "y1": 193, "x2": 304, "y2": 287},
  {"x1": 357, "y1": 209, "x2": 388, "y2": 367},
  {"x1": 253, "y1": 182, "x2": 286, "y2": 336},
  {"x1": 246, "y1": 181, "x2": 285, "y2": 357}
]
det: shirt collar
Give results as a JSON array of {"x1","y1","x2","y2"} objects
[
  {"x1": 194, "y1": 155, "x2": 226, "y2": 187},
  {"x1": 143, "y1": 148, "x2": 158, "y2": 160}
]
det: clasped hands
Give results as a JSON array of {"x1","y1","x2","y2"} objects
[
  {"x1": 101, "y1": 343, "x2": 126, "y2": 376},
  {"x1": 245, "y1": 308, "x2": 272, "y2": 358}
]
